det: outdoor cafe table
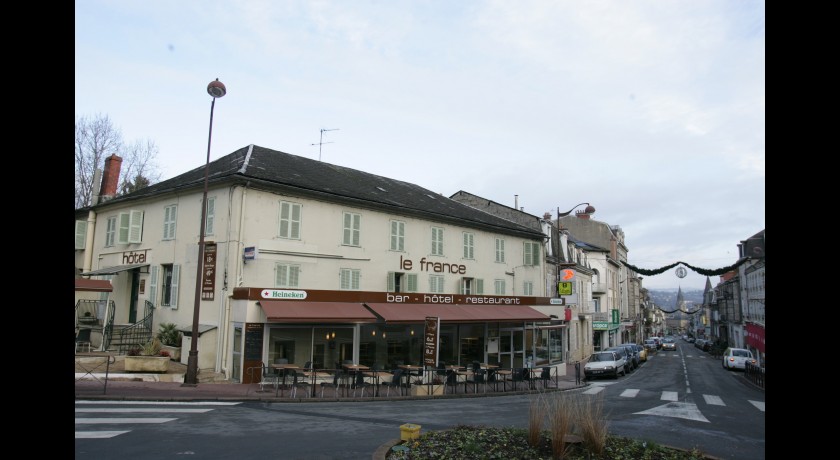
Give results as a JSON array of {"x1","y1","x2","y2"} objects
[
  {"x1": 300, "y1": 370, "x2": 333, "y2": 397},
  {"x1": 398, "y1": 365, "x2": 424, "y2": 395},
  {"x1": 362, "y1": 370, "x2": 393, "y2": 396},
  {"x1": 271, "y1": 364, "x2": 300, "y2": 397},
  {"x1": 342, "y1": 364, "x2": 370, "y2": 396}
]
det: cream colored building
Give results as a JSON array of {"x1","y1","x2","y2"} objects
[{"x1": 75, "y1": 145, "x2": 573, "y2": 382}]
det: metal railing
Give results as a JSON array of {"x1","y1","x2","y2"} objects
[
  {"x1": 744, "y1": 362, "x2": 765, "y2": 389},
  {"x1": 111, "y1": 300, "x2": 155, "y2": 354}
]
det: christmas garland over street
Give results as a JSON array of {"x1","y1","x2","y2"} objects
[{"x1": 622, "y1": 258, "x2": 749, "y2": 277}]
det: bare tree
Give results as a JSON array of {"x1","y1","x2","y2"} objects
[{"x1": 75, "y1": 114, "x2": 162, "y2": 208}]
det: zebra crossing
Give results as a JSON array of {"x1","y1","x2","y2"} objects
[
  {"x1": 75, "y1": 400, "x2": 241, "y2": 439},
  {"x1": 578, "y1": 384, "x2": 764, "y2": 422}
]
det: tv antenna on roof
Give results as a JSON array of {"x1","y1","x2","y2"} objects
[{"x1": 312, "y1": 128, "x2": 340, "y2": 161}]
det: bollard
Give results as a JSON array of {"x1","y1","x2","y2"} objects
[{"x1": 400, "y1": 423, "x2": 421, "y2": 441}]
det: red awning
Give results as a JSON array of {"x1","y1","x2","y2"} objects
[
  {"x1": 259, "y1": 301, "x2": 377, "y2": 323},
  {"x1": 364, "y1": 303, "x2": 550, "y2": 323},
  {"x1": 74, "y1": 279, "x2": 113, "y2": 292},
  {"x1": 745, "y1": 323, "x2": 765, "y2": 353}
]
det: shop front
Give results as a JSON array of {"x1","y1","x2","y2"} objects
[{"x1": 234, "y1": 288, "x2": 559, "y2": 382}]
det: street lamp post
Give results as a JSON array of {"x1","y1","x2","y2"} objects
[{"x1": 183, "y1": 78, "x2": 226, "y2": 387}]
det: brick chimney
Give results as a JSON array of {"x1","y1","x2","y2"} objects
[
  {"x1": 99, "y1": 154, "x2": 123, "y2": 202},
  {"x1": 543, "y1": 212, "x2": 552, "y2": 220}
]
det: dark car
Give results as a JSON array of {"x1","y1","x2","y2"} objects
[
  {"x1": 618, "y1": 343, "x2": 643, "y2": 367},
  {"x1": 606, "y1": 346, "x2": 636, "y2": 372}
]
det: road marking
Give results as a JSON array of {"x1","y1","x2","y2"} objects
[
  {"x1": 75, "y1": 408, "x2": 213, "y2": 413},
  {"x1": 75, "y1": 431, "x2": 129, "y2": 439},
  {"x1": 749, "y1": 400, "x2": 765, "y2": 412},
  {"x1": 661, "y1": 391, "x2": 678, "y2": 401},
  {"x1": 620, "y1": 389, "x2": 639, "y2": 398},
  {"x1": 703, "y1": 395, "x2": 725, "y2": 406},
  {"x1": 75, "y1": 400, "x2": 239, "y2": 406},
  {"x1": 75, "y1": 417, "x2": 178, "y2": 424},
  {"x1": 636, "y1": 402, "x2": 709, "y2": 422},
  {"x1": 583, "y1": 386, "x2": 605, "y2": 395}
]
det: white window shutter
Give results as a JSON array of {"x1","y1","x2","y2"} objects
[
  {"x1": 75, "y1": 220, "x2": 87, "y2": 249},
  {"x1": 149, "y1": 265, "x2": 159, "y2": 307},
  {"x1": 387, "y1": 272, "x2": 396, "y2": 291},
  {"x1": 475, "y1": 279, "x2": 484, "y2": 294},
  {"x1": 276, "y1": 263, "x2": 287, "y2": 287},
  {"x1": 289, "y1": 266, "x2": 299, "y2": 287},
  {"x1": 205, "y1": 197, "x2": 215, "y2": 235},
  {"x1": 406, "y1": 274, "x2": 417, "y2": 292},
  {"x1": 170, "y1": 265, "x2": 179, "y2": 308},
  {"x1": 129, "y1": 210, "x2": 144, "y2": 243},
  {"x1": 290, "y1": 203, "x2": 301, "y2": 239}
]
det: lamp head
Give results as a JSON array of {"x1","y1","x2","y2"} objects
[{"x1": 207, "y1": 79, "x2": 226, "y2": 98}]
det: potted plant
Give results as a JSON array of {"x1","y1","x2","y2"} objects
[
  {"x1": 409, "y1": 376, "x2": 445, "y2": 396},
  {"x1": 156, "y1": 322, "x2": 182, "y2": 361},
  {"x1": 124, "y1": 338, "x2": 171, "y2": 373}
]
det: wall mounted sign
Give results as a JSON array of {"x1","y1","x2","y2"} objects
[{"x1": 201, "y1": 242, "x2": 217, "y2": 301}]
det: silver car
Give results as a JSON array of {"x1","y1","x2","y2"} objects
[{"x1": 722, "y1": 347, "x2": 756, "y2": 370}]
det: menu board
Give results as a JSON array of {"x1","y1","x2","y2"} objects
[{"x1": 242, "y1": 323, "x2": 264, "y2": 384}]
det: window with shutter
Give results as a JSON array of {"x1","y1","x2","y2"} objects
[
  {"x1": 170, "y1": 265, "x2": 179, "y2": 309},
  {"x1": 276, "y1": 263, "x2": 300, "y2": 288},
  {"x1": 129, "y1": 210, "x2": 144, "y2": 243},
  {"x1": 495, "y1": 238, "x2": 505, "y2": 263},
  {"x1": 429, "y1": 275, "x2": 444, "y2": 293},
  {"x1": 390, "y1": 220, "x2": 405, "y2": 251},
  {"x1": 494, "y1": 279, "x2": 506, "y2": 295},
  {"x1": 75, "y1": 220, "x2": 87, "y2": 250},
  {"x1": 463, "y1": 232, "x2": 474, "y2": 259},
  {"x1": 342, "y1": 212, "x2": 361, "y2": 246},
  {"x1": 205, "y1": 196, "x2": 216, "y2": 236},
  {"x1": 163, "y1": 205, "x2": 177, "y2": 240},
  {"x1": 105, "y1": 216, "x2": 117, "y2": 247},
  {"x1": 118, "y1": 212, "x2": 130, "y2": 244},
  {"x1": 279, "y1": 201, "x2": 301, "y2": 239},
  {"x1": 431, "y1": 227, "x2": 444, "y2": 256},
  {"x1": 340, "y1": 268, "x2": 360, "y2": 290},
  {"x1": 149, "y1": 266, "x2": 158, "y2": 307}
]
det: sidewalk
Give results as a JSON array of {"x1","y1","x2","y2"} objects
[{"x1": 75, "y1": 360, "x2": 587, "y2": 401}]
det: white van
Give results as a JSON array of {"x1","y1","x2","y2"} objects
[{"x1": 722, "y1": 347, "x2": 756, "y2": 370}]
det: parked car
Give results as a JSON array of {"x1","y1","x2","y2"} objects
[
  {"x1": 661, "y1": 337, "x2": 677, "y2": 351},
  {"x1": 634, "y1": 344, "x2": 648, "y2": 362},
  {"x1": 722, "y1": 347, "x2": 756, "y2": 370},
  {"x1": 643, "y1": 338, "x2": 657, "y2": 352},
  {"x1": 694, "y1": 338, "x2": 706, "y2": 350},
  {"x1": 652, "y1": 337, "x2": 662, "y2": 349},
  {"x1": 619, "y1": 343, "x2": 644, "y2": 366},
  {"x1": 606, "y1": 346, "x2": 637, "y2": 371},
  {"x1": 584, "y1": 351, "x2": 627, "y2": 379}
]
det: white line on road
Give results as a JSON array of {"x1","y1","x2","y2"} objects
[
  {"x1": 76, "y1": 408, "x2": 213, "y2": 413},
  {"x1": 749, "y1": 400, "x2": 765, "y2": 412},
  {"x1": 620, "y1": 389, "x2": 640, "y2": 398},
  {"x1": 661, "y1": 391, "x2": 678, "y2": 401},
  {"x1": 75, "y1": 431, "x2": 129, "y2": 439},
  {"x1": 703, "y1": 394, "x2": 725, "y2": 406},
  {"x1": 583, "y1": 386, "x2": 605, "y2": 395},
  {"x1": 75, "y1": 418, "x2": 178, "y2": 424},
  {"x1": 75, "y1": 400, "x2": 239, "y2": 406}
]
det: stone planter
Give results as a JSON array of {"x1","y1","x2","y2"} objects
[
  {"x1": 410, "y1": 384, "x2": 445, "y2": 396},
  {"x1": 124, "y1": 355, "x2": 170, "y2": 373},
  {"x1": 161, "y1": 345, "x2": 181, "y2": 361}
]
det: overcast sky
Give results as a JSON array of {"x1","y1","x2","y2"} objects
[{"x1": 75, "y1": 1, "x2": 765, "y2": 291}]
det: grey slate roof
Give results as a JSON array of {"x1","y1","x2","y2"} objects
[{"x1": 96, "y1": 144, "x2": 544, "y2": 239}]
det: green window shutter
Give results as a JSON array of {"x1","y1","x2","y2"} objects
[
  {"x1": 352, "y1": 214, "x2": 361, "y2": 246},
  {"x1": 118, "y1": 212, "x2": 130, "y2": 244},
  {"x1": 170, "y1": 265, "x2": 180, "y2": 308},
  {"x1": 406, "y1": 274, "x2": 418, "y2": 292},
  {"x1": 279, "y1": 202, "x2": 290, "y2": 237},
  {"x1": 475, "y1": 279, "x2": 484, "y2": 294},
  {"x1": 352, "y1": 270, "x2": 360, "y2": 289},
  {"x1": 75, "y1": 220, "x2": 87, "y2": 249},
  {"x1": 387, "y1": 272, "x2": 396, "y2": 291},
  {"x1": 343, "y1": 213, "x2": 352, "y2": 245},
  {"x1": 340, "y1": 269, "x2": 350, "y2": 290}
]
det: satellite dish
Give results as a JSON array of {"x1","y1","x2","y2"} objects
[{"x1": 753, "y1": 246, "x2": 764, "y2": 256}]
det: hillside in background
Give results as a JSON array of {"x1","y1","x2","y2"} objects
[{"x1": 648, "y1": 288, "x2": 704, "y2": 310}]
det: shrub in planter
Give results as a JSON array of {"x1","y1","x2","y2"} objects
[{"x1": 157, "y1": 323, "x2": 182, "y2": 347}]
